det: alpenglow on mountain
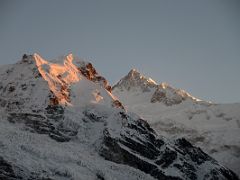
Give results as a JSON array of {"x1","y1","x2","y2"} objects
[
  {"x1": 113, "y1": 69, "x2": 240, "y2": 177},
  {"x1": 0, "y1": 54, "x2": 239, "y2": 180}
]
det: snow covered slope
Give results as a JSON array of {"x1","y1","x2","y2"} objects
[
  {"x1": 113, "y1": 69, "x2": 240, "y2": 176},
  {"x1": 0, "y1": 55, "x2": 238, "y2": 180}
]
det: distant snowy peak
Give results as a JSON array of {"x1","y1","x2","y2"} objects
[
  {"x1": 112, "y1": 69, "x2": 158, "y2": 92},
  {"x1": 113, "y1": 69, "x2": 203, "y2": 106},
  {"x1": 0, "y1": 54, "x2": 123, "y2": 112},
  {"x1": 127, "y1": 68, "x2": 157, "y2": 85}
]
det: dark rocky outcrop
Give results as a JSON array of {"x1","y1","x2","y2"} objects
[
  {"x1": 7, "y1": 105, "x2": 78, "y2": 142},
  {"x1": 0, "y1": 157, "x2": 19, "y2": 180},
  {"x1": 150, "y1": 83, "x2": 189, "y2": 106},
  {"x1": 99, "y1": 112, "x2": 239, "y2": 180},
  {"x1": 77, "y1": 62, "x2": 112, "y2": 92}
]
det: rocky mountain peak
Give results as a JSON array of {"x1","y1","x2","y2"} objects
[
  {"x1": 113, "y1": 69, "x2": 203, "y2": 106},
  {"x1": 127, "y1": 68, "x2": 157, "y2": 85},
  {"x1": 127, "y1": 68, "x2": 141, "y2": 78},
  {"x1": 112, "y1": 69, "x2": 157, "y2": 92},
  {"x1": 0, "y1": 53, "x2": 122, "y2": 112}
]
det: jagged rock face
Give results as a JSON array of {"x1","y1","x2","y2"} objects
[
  {"x1": 99, "y1": 111, "x2": 239, "y2": 180},
  {"x1": 150, "y1": 83, "x2": 194, "y2": 106},
  {"x1": 0, "y1": 55, "x2": 239, "y2": 180},
  {"x1": 2, "y1": 107, "x2": 239, "y2": 180},
  {"x1": 0, "y1": 157, "x2": 19, "y2": 180},
  {"x1": 7, "y1": 105, "x2": 78, "y2": 143},
  {"x1": 77, "y1": 61, "x2": 112, "y2": 92},
  {"x1": 34, "y1": 53, "x2": 116, "y2": 106}
]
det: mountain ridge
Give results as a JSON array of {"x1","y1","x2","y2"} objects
[
  {"x1": 113, "y1": 69, "x2": 203, "y2": 106},
  {"x1": 113, "y1": 69, "x2": 240, "y2": 176},
  {"x1": 0, "y1": 54, "x2": 238, "y2": 180}
]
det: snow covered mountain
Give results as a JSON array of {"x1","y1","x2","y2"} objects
[
  {"x1": 0, "y1": 54, "x2": 239, "y2": 180},
  {"x1": 113, "y1": 69, "x2": 240, "y2": 177}
]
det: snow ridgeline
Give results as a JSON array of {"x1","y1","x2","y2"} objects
[
  {"x1": 113, "y1": 68, "x2": 202, "y2": 107},
  {"x1": 0, "y1": 54, "x2": 238, "y2": 180}
]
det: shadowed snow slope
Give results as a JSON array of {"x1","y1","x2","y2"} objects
[
  {"x1": 0, "y1": 55, "x2": 238, "y2": 180},
  {"x1": 113, "y1": 69, "x2": 240, "y2": 176}
]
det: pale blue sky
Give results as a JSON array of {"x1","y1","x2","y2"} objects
[{"x1": 0, "y1": 0, "x2": 239, "y2": 103}]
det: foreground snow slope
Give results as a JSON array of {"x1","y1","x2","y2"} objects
[
  {"x1": 0, "y1": 54, "x2": 238, "y2": 180},
  {"x1": 113, "y1": 69, "x2": 240, "y2": 176}
]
